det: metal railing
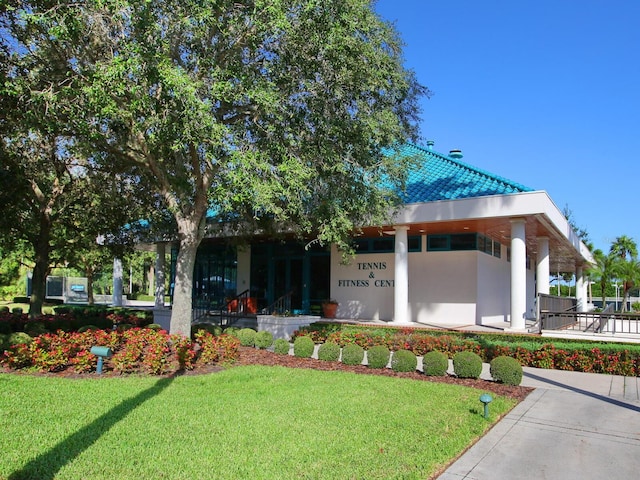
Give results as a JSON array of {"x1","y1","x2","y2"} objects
[
  {"x1": 540, "y1": 303, "x2": 640, "y2": 335},
  {"x1": 261, "y1": 290, "x2": 294, "y2": 316},
  {"x1": 192, "y1": 290, "x2": 256, "y2": 326}
]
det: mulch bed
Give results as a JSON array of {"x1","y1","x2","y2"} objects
[
  {"x1": 233, "y1": 347, "x2": 533, "y2": 401},
  {"x1": 1, "y1": 346, "x2": 533, "y2": 401}
]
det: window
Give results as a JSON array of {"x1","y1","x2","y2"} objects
[
  {"x1": 408, "y1": 235, "x2": 422, "y2": 252},
  {"x1": 427, "y1": 235, "x2": 449, "y2": 251}
]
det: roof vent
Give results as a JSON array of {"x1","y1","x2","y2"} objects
[
  {"x1": 426, "y1": 140, "x2": 435, "y2": 150},
  {"x1": 449, "y1": 149, "x2": 463, "y2": 159}
]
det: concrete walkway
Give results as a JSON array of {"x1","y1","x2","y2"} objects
[{"x1": 439, "y1": 367, "x2": 640, "y2": 479}]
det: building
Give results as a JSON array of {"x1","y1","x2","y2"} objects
[{"x1": 153, "y1": 141, "x2": 594, "y2": 331}]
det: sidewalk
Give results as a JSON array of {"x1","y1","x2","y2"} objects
[{"x1": 439, "y1": 367, "x2": 640, "y2": 479}]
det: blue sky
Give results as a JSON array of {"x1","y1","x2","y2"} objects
[{"x1": 375, "y1": 0, "x2": 640, "y2": 253}]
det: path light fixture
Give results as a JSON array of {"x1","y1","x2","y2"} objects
[
  {"x1": 479, "y1": 393, "x2": 493, "y2": 419},
  {"x1": 90, "y1": 346, "x2": 112, "y2": 374}
]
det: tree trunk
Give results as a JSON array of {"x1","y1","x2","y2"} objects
[
  {"x1": 29, "y1": 221, "x2": 51, "y2": 318},
  {"x1": 86, "y1": 267, "x2": 95, "y2": 306},
  {"x1": 170, "y1": 215, "x2": 205, "y2": 336}
]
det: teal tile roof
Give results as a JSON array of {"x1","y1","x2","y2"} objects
[{"x1": 394, "y1": 143, "x2": 534, "y2": 204}]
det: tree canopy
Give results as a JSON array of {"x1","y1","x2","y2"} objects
[{"x1": 2, "y1": 0, "x2": 428, "y2": 334}]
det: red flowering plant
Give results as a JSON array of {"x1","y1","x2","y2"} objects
[{"x1": 171, "y1": 335, "x2": 197, "y2": 371}]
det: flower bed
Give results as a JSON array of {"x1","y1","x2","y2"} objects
[
  {"x1": 292, "y1": 323, "x2": 640, "y2": 376},
  {"x1": 1, "y1": 328, "x2": 239, "y2": 375}
]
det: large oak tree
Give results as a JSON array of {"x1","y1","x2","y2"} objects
[{"x1": 2, "y1": 0, "x2": 427, "y2": 335}]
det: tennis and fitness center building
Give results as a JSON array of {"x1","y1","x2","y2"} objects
[{"x1": 152, "y1": 142, "x2": 594, "y2": 331}]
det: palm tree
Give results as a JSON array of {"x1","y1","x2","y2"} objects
[
  {"x1": 585, "y1": 249, "x2": 616, "y2": 308},
  {"x1": 612, "y1": 259, "x2": 640, "y2": 312},
  {"x1": 610, "y1": 235, "x2": 638, "y2": 261}
]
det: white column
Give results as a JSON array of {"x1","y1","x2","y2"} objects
[
  {"x1": 536, "y1": 237, "x2": 550, "y2": 295},
  {"x1": 576, "y1": 265, "x2": 585, "y2": 312},
  {"x1": 113, "y1": 257, "x2": 123, "y2": 307},
  {"x1": 154, "y1": 243, "x2": 166, "y2": 309},
  {"x1": 510, "y1": 219, "x2": 527, "y2": 330},
  {"x1": 393, "y1": 226, "x2": 410, "y2": 324}
]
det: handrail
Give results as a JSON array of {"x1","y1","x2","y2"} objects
[
  {"x1": 540, "y1": 309, "x2": 640, "y2": 335},
  {"x1": 262, "y1": 290, "x2": 294, "y2": 315}
]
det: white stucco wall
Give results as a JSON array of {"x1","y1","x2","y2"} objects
[
  {"x1": 410, "y1": 250, "x2": 478, "y2": 325},
  {"x1": 330, "y1": 246, "x2": 395, "y2": 320},
  {"x1": 476, "y1": 245, "x2": 510, "y2": 323}
]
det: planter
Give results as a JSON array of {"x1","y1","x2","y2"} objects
[
  {"x1": 322, "y1": 302, "x2": 338, "y2": 319},
  {"x1": 256, "y1": 315, "x2": 320, "y2": 340}
]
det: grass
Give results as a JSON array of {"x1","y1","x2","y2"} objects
[{"x1": 0, "y1": 366, "x2": 516, "y2": 479}]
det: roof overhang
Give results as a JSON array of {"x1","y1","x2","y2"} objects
[{"x1": 360, "y1": 190, "x2": 593, "y2": 273}]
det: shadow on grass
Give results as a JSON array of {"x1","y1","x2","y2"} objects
[{"x1": 9, "y1": 374, "x2": 179, "y2": 480}]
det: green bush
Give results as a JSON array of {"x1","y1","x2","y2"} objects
[
  {"x1": 422, "y1": 351, "x2": 449, "y2": 376},
  {"x1": 341, "y1": 344, "x2": 364, "y2": 365},
  {"x1": 191, "y1": 323, "x2": 223, "y2": 337},
  {"x1": 453, "y1": 351, "x2": 483, "y2": 379},
  {"x1": 254, "y1": 331, "x2": 274, "y2": 350},
  {"x1": 0, "y1": 333, "x2": 7, "y2": 351},
  {"x1": 490, "y1": 356, "x2": 523, "y2": 385},
  {"x1": 8, "y1": 332, "x2": 32, "y2": 346},
  {"x1": 293, "y1": 336, "x2": 315, "y2": 358},
  {"x1": 0, "y1": 306, "x2": 9, "y2": 313},
  {"x1": 317, "y1": 341, "x2": 340, "y2": 362},
  {"x1": 391, "y1": 349, "x2": 417, "y2": 372},
  {"x1": 11, "y1": 307, "x2": 23, "y2": 315},
  {"x1": 145, "y1": 323, "x2": 163, "y2": 331},
  {"x1": 274, "y1": 338, "x2": 291, "y2": 355},
  {"x1": 25, "y1": 322, "x2": 47, "y2": 336},
  {"x1": 223, "y1": 326, "x2": 240, "y2": 337},
  {"x1": 237, "y1": 328, "x2": 257, "y2": 347},
  {"x1": 366, "y1": 345, "x2": 390, "y2": 369}
]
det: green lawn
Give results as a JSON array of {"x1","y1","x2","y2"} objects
[{"x1": 0, "y1": 366, "x2": 516, "y2": 479}]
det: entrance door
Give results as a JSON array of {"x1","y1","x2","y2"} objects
[{"x1": 274, "y1": 257, "x2": 303, "y2": 312}]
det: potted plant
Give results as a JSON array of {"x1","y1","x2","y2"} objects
[{"x1": 321, "y1": 299, "x2": 338, "y2": 319}]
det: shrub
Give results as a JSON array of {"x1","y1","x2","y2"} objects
[
  {"x1": 274, "y1": 338, "x2": 291, "y2": 355},
  {"x1": 391, "y1": 349, "x2": 417, "y2": 372},
  {"x1": 237, "y1": 328, "x2": 257, "y2": 347},
  {"x1": 317, "y1": 341, "x2": 340, "y2": 362},
  {"x1": 0, "y1": 306, "x2": 9, "y2": 313},
  {"x1": 11, "y1": 307, "x2": 23, "y2": 315},
  {"x1": 0, "y1": 333, "x2": 7, "y2": 351},
  {"x1": 25, "y1": 322, "x2": 47, "y2": 337},
  {"x1": 145, "y1": 323, "x2": 164, "y2": 332},
  {"x1": 341, "y1": 343, "x2": 364, "y2": 365},
  {"x1": 254, "y1": 330, "x2": 274, "y2": 350},
  {"x1": 453, "y1": 351, "x2": 483, "y2": 379},
  {"x1": 423, "y1": 351, "x2": 449, "y2": 376},
  {"x1": 223, "y1": 326, "x2": 240, "y2": 337},
  {"x1": 191, "y1": 323, "x2": 222, "y2": 337},
  {"x1": 8, "y1": 332, "x2": 32, "y2": 347},
  {"x1": 293, "y1": 336, "x2": 315, "y2": 358},
  {"x1": 490, "y1": 356, "x2": 523, "y2": 385},
  {"x1": 366, "y1": 345, "x2": 390, "y2": 369}
]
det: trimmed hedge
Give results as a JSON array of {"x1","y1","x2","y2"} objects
[
  {"x1": 490, "y1": 356, "x2": 523, "y2": 385},
  {"x1": 291, "y1": 322, "x2": 640, "y2": 376},
  {"x1": 237, "y1": 328, "x2": 257, "y2": 347},
  {"x1": 293, "y1": 336, "x2": 315, "y2": 358},
  {"x1": 423, "y1": 350, "x2": 448, "y2": 376},
  {"x1": 453, "y1": 351, "x2": 483, "y2": 379},
  {"x1": 254, "y1": 331, "x2": 274, "y2": 350},
  {"x1": 366, "y1": 345, "x2": 390, "y2": 369},
  {"x1": 391, "y1": 349, "x2": 417, "y2": 372},
  {"x1": 317, "y1": 341, "x2": 340, "y2": 362},
  {"x1": 341, "y1": 344, "x2": 365, "y2": 366},
  {"x1": 273, "y1": 338, "x2": 291, "y2": 355}
]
